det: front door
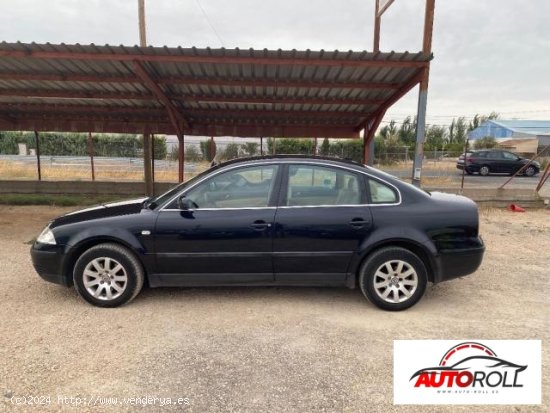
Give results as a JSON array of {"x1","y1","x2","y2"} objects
[
  {"x1": 273, "y1": 164, "x2": 372, "y2": 285},
  {"x1": 153, "y1": 164, "x2": 281, "y2": 285}
]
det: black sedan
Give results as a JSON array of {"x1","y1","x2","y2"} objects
[
  {"x1": 31, "y1": 156, "x2": 485, "y2": 311},
  {"x1": 456, "y1": 149, "x2": 540, "y2": 176}
]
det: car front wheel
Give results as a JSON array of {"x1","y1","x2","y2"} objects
[
  {"x1": 359, "y1": 247, "x2": 428, "y2": 311},
  {"x1": 73, "y1": 243, "x2": 144, "y2": 307}
]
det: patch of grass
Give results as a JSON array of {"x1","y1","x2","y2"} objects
[{"x1": 0, "y1": 194, "x2": 124, "y2": 206}]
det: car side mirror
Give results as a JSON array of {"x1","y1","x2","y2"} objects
[{"x1": 177, "y1": 196, "x2": 193, "y2": 211}]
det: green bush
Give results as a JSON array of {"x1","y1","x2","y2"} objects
[
  {"x1": 267, "y1": 138, "x2": 315, "y2": 155},
  {"x1": 221, "y1": 143, "x2": 240, "y2": 160}
]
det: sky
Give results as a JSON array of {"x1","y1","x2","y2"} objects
[{"x1": 1, "y1": 0, "x2": 549, "y2": 129}]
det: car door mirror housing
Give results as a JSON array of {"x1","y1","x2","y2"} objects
[{"x1": 177, "y1": 196, "x2": 193, "y2": 210}]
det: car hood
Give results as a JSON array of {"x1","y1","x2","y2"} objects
[{"x1": 50, "y1": 197, "x2": 148, "y2": 228}]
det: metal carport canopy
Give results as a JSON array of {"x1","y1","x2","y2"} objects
[{"x1": 0, "y1": 42, "x2": 431, "y2": 139}]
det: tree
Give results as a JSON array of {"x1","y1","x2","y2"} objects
[
  {"x1": 468, "y1": 112, "x2": 499, "y2": 132},
  {"x1": 199, "y1": 139, "x2": 217, "y2": 162},
  {"x1": 473, "y1": 136, "x2": 498, "y2": 149},
  {"x1": 398, "y1": 116, "x2": 417, "y2": 147},
  {"x1": 424, "y1": 125, "x2": 447, "y2": 152},
  {"x1": 379, "y1": 120, "x2": 397, "y2": 140},
  {"x1": 454, "y1": 117, "x2": 468, "y2": 144},
  {"x1": 319, "y1": 138, "x2": 330, "y2": 156}
]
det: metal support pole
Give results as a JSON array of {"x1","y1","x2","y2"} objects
[
  {"x1": 460, "y1": 139, "x2": 469, "y2": 193},
  {"x1": 260, "y1": 137, "x2": 263, "y2": 155},
  {"x1": 373, "y1": 0, "x2": 381, "y2": 52},
  {"x1": 88, "y1": 132, "x2": 95, "y2": 181},
  {"x1": 412, "y1": 86, "x2": 428, "y2": 186},
  {"x1": 143, "y1": 134, "x2": 153, "y2": 195},
  {"x1": 137, "y1": 0, "x2": 153, "y2": 194},
  {"x1": 536, "y1": 163, "x2": 550, "y2": 193},
  {"x1": 210, "y1": 136, "x2": 215, "y2": 161},
  {"x1": 34, "y1": 131, "x2": 41, "y2": 181},
  {"x1": 151, "y1": 134, "x2": 155, "y2": 193},
  {"x1": 411, "y1": 0, "x2": 435, "y2": 187},
  {"x1": 178, "y1": 134, "x2": 184, "y2": 182}
]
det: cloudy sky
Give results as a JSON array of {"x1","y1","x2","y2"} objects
[{"x1": 1, "y1": 0, "x2": 549, "y2": 128}]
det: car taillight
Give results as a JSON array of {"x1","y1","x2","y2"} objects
[{"x1": 467, "y1": 157, "x2": 474, "y2": 164}]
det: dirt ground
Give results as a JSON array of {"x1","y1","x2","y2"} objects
[{"x1": 0, "y1": 205, "x2": 548, "y2": 412}]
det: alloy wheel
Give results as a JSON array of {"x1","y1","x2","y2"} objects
[
  {"x1": 83, "y1": 257, "x2": 128, "y2": 301},
  {"x1": 372, "y1": 260, "x2": 418, "y2": 304}
]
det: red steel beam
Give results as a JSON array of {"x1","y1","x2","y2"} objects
[
  {"x1": 355, "y1": 69, "x2": 424, "y2": 131},
  {"x1": 0, "y1": 72, "x2": 402, "y2": 90},
  {"x1": 187, "y1": 109, "x2": 368, "y2": 119},
  {"x1": 0, "y1": 117, "x2": 359, "y2": 138},
  {"x1": 185, "y1": 95, "x2": 384, "y2": 106},
  {"x1": 377, "y1": 0, "x2": 396, "y2": 17},
  {"x1": 0, "y1": 103, "x2": 167, "y2": 115},
  {"x1": 1, "y1": 104, "x2": 369, "y2": 121},
  {"x1": 0, "y1": 89, "x2": 155, "y2": 100},
  {"x1": 0, "y1": 48, "x2": 429, "y2": 68},
  {"x1": 132, "y1": 61, "x2": 188, "y2": 132},
  {"x1": 0, "y1": 88, "x2": 385, "y2": 106}
]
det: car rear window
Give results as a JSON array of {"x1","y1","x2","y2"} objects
[{"x1": 368, "y1": 179, "x2": 398, "y2": 204}]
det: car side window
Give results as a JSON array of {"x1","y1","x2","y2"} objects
[
  {"x1": 502, "y1": 151, "x2": 518, "y2": 160},
  {"x1": 487, "y1": 151, "x2": 502, "y2": 159},
  {"x1": 286, "y1": 165, "x2": 362, "y2": 206},
  {"x1": 181, "y1": 165, "x2": 279, "y2": 209},
  {"x1": 368, "y1": 179, "x2": 398, "y2": 204}
]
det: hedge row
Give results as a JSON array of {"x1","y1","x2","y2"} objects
[{"x1": 0, "y1": 132, "x2": 167, "y2": 159}]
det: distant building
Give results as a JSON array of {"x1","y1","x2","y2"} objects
[
  {"x1": 497, "y1": 138, "x2": 539, "y2": 155},
  {"x1": 468, "y1": 120, "x2": 550, "y2": 149}
]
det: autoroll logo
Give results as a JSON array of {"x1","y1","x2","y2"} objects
[
  {"x1": 393, "y1": 340, "x2": 541, "y2": 405},
  {"x1": 410, "y1": 341, "x2": 526, "y2": 390}
]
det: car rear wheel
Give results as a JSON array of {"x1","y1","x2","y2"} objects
[
  {"x1": 524, "y1": 166, "x2": 537, "y2": 177},
  {"x1": 73, "y1": 243, "x2": 144, "y2": 308},
  {"x1": 479, "y1": 165, "x2": 490, "y2": 176},
  {"x1": 359, "y1": 247, "x2": 428, "y2": 311}
]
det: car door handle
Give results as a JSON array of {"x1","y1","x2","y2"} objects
[
  {"x1": 251, "y1": 220, "x2": 272, "y2": 230},
  {"x1": 348, "y1": 218, "x2": 370, "y2": 228}
]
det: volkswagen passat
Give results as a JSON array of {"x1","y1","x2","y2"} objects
[{"x1": 31, "y1": 156, "x2": 485, "y2": 311}]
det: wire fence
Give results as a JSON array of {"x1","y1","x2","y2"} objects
[{"x1": 1, "y1": 143, "x2": 548, "y2": 195}]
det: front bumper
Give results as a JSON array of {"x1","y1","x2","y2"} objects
[
  {"x1": 433, "y1": 238, "x2": 485, "y2": 283},
  {"x1": 30, "y1": 243, "x2": 70, "y2": 287}
]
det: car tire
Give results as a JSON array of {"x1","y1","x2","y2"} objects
[
  {"x1": 524, "y1": 166, "x2": 537, "y2": 177},
  {"x1": 359, "y1": 247, "x2": 428, "y2": 311},
  {"x1": 73, "y1": 243, "x2": 144, "y2": 308},
  {"x1": 479, "y1": 165, "x2": 490, "y2": 176}
]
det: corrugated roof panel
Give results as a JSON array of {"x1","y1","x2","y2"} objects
[{"x1": 0, "y1": 42, "x2": 431, "y2": 137}]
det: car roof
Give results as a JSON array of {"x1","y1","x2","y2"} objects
[{"x1": 214, "y1": 155, "x2": 367, "y2": 171}]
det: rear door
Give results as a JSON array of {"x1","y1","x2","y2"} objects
[
  {"x1": 485, "y1": 151, "x2": 504, "y2": 172},
  {"x1": 273, "y1": 163, "x2": 372, "y2": 285}
]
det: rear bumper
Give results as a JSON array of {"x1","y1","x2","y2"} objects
[
  {"x1": 30, "y1": 244, "x2": 70, "y2": 287},
  {"x1": 433, "y1": 239, "x2": 485, "y2": 283}
]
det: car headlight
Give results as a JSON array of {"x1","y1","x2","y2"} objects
[{"x1": 37, "y1": 225, "x2": 56, "y2": 245}]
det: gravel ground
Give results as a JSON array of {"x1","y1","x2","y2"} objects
[{"x1": 0, "y1": 205, "x2": 548, "y2": 413}]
